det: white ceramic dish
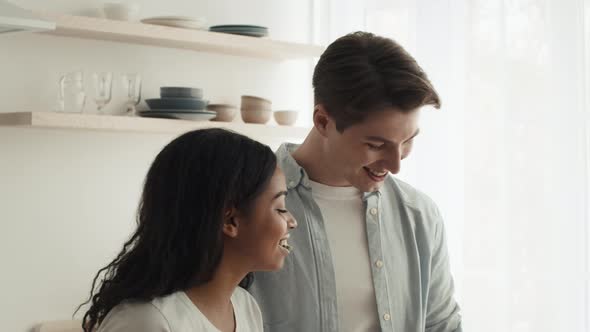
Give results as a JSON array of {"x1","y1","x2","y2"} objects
[{"x1": 141, "y1": 17, "x2": 207, "y2": 30}]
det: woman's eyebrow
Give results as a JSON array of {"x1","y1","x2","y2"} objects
[{"x1": 272, "y1": 191, "x2": 288, "y2": 200}]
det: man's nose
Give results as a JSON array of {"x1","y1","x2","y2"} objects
[{"x1": 384, "y1": 147, "x2": 402, "y2": 174}]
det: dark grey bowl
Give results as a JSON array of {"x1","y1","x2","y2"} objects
[
  {"x1": 145, "y1": 98, "x2": 208, "y2": 110},
  {"x1": 160, "y1": 87, "x2": 203, "y2": 99}
]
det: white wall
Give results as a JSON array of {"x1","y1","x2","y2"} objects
[{"x1": 0, "y1": 1, "x2": 315, "y2": 330}]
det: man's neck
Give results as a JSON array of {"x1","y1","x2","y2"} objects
[{"x1": 292, "y1": 129, "x2": 351, "y2": 187}]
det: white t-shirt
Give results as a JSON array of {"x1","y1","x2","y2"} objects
[
  {"x1": 309, "y1": 180, "x2": 380, "y2": 332},
  {"x1": 98, "y1": 287, "x2": 263, "y2": 332}
]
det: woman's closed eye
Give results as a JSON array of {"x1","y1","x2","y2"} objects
[{"x1": 276, "y1": 209, "x2": 288, "y2": 214}]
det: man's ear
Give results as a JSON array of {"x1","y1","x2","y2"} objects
[
  {"x1": 222, "y1": 208, "x2": 239, "y2": 238},
  {"x1": 313, "y1": 104, "x2": 332, "y2": 138}
]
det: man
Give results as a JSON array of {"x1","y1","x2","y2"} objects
[{"x1": 249, "y1": 31, "x2": 462, "y2": 332}]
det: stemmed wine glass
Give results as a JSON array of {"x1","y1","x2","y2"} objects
[
  {"x1": 92, "y1": 72, "x2": 113, "y2": 113},
  {"x1": 121, "y1": 73, "x2": 142, "y2": 116}
]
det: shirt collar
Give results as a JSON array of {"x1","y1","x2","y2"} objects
[
  {"x1": 276, "y1": 142, "x2": 382, "y2": 200},
  {"x1": 276, "y1": 143, "x2": 311, "y2": 190}
]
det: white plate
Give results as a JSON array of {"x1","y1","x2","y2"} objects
[
  {"x1": 141, "y1": 18, "x2": 207, "y2": 30},
  {"x1": 142, "y1": 16, "x2": 206, "y2": 22}
]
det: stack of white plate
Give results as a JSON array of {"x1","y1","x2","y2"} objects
[{"x1": 141, "y1": 16, "x2": 207, "y2": 30}]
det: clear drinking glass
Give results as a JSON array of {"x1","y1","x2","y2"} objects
[
  {"x1": 58, "y1": 70, "x2": 86, "y2": 113},
  {"x1": 121, "y1": 73, "x2": 142, "y2": 116},
  {"x1": 92, "y1": 72, "x2": 113, "y2": 113}
]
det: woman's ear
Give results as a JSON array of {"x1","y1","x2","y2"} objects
[
  {"x1": 313, "y1": 104, "x2": 331, "y2": 137},
  {"x1": 222, "y1": 208, "x2": 239, "y2": 238}
]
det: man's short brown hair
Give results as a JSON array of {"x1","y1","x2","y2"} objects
[{"x1": 312, "y1": 31, "x2": 441, "y2": 131}]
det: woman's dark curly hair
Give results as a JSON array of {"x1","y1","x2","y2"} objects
[{"x1": 77, "y1": 128, "x2": 277, "y2": 332}]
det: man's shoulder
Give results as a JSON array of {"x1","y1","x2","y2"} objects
[
  {"x1": 382, "y1": 176, "x2": 441, "y2": 219},
  {"x1": 275, "y1": 143, "x2": 298, "y2": 164},
  {"x1": 381, "y1": 177, "x2": 444, "y2": 244}
]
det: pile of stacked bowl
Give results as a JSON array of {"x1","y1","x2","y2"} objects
[{"x1": 139, "y1": 87, "x2": 216, "y2": 121}]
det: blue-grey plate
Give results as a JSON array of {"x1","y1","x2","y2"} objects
[
  {"x1": 145, "y1": 98, "x2": 208, "y2": 110},
  {"x1": 210, "y1": 27, "x2": 268, "y2": 32},
  {"x1": 141, "y1": 109, "x2": 215, "y2": 114},
  {"x1": 160, "y1": 87, "x2": 203, "y2": 99},
  {"x1": 139, "y1": 110, "x2": 216, "y2": 121},
  {"x1": 209, "y1": 25, "x2": 268, "y2": 37},
  {"x1": 209, "y1": 29, "x2": 268, "y2": 37},
  {"x1": 210, "y1": 24, "x2": 267, "y2": 30}
]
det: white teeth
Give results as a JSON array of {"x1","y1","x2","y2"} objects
[
  {"x1": 367, "y1": 168, "x2": 387, "y2": 177},
  {"x1": 279, "y1": 239, "x2": 291, "y2": 252}
]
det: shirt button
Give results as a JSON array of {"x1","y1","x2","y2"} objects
[
  {"x1": 288, "y1": 181, "x2": 296, "y2": 188},
  {"x1": 383, "y1": 313, "x2": 391, "y2": 321},
  {"x1": 375, "y1": 260, "x2": 384, "y2": 268},
  {"x1": 370, "y1": 207, "x2": 378, "y2": 216}
]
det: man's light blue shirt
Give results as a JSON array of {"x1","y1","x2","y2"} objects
[{"x1": 249, "y1": 143, "x2": 462, "y2": 332}]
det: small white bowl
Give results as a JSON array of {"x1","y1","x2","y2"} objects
[
  {"x1": 241, "y1": 109, "x2": 271, "y2": 124},
  {"x1": 274, "y1": 110, "x2": 298, "y2": 126},
  {"x1": 103, "y1": 3, "x2": 140, "y2": 21},
  {"x1": 207, "y1": 104, "x2": 237, "y2": 122}
]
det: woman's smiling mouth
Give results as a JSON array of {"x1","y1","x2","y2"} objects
[{"x1": 279, "y1": 236, "x2": 292, "y2": 253}]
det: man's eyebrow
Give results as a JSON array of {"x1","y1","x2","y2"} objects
[
  {"x1": 365, "y1": 128, "x2": 420, "y2": 144},
  {"x1": 365, "y1": 136, "x2": 392, "y2": 144},
  {"x1": 407, "y1": 128, "x2": 421, "y2": 141}
]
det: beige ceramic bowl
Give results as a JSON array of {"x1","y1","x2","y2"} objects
[
  {"x1": 273, "y1": 110, "x2": 298, "y2": 126},
  {"x1": 207, "y1": 104, "x2": 237, "y2": 122},
  {"x1": 241, "y1": 109, "x2": 272, "y2": 124},
  {"x1": 241, "y1": 95, "x2": 271, "y2": 111}
]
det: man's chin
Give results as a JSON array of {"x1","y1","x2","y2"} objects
[
  {"x1": 353, "y1": 180, "x2": 384, "y2": 193},
  {"x1": 346, "y1": 173, "x2": 386, "y2": 192},
  {"x1": 366, "y1": 184, "x2": 383, "y2": 193}
]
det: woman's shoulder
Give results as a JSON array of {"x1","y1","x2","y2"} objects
[
  {"x1": 232, "y1": 286, "x2": 260, "y2": 309},
  {"x1": 100, "y1": 292, "x2": 201, "y2": 332},
  {"x1": 232, "y1": 287, "x2": 264, "y2": 331},
  {"x1": 98, "y1": 300, "x2": 170, "y2": 332}
]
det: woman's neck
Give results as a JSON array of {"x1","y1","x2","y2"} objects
[{"x1": 185, "y1": 254, "x2": 247, "y2": 332}]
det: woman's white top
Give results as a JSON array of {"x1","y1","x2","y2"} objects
[{"x1": 98, "y1": 287, "x2": 263, "y2": 332}]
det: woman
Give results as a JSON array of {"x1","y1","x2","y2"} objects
[{"x1": 79, "y1": 128, "x2": 297, "y2": 332}]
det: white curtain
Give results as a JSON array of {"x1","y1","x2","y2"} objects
[{"x1": 318, "y1": 0, "x2": 590, "y2": 331}]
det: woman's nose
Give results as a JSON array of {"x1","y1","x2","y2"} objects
[{"x1": 287, "y1": 213, "x2": 298, "y2": 229}]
